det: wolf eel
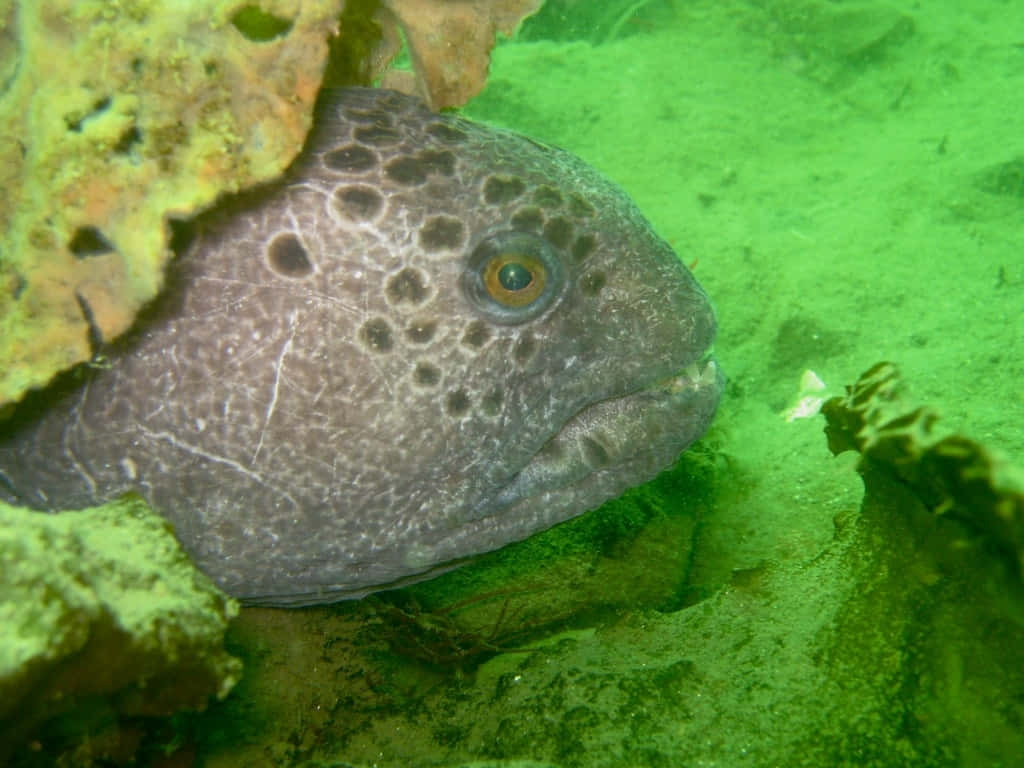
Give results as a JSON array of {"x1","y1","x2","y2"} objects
[{"x1": 0, "y1": 88, "x2": 722, "y2": 605}]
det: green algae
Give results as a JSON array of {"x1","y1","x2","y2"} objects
[{"x1": 0, "y1": 497, "x2": 240, "y2": 762}]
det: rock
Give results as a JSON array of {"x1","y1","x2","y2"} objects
[
  {"x1": 0, "y1": 0, "x2": 344, "y2": 407},
  {"x1": 0, "y1": 497, "x2": 240, "y2": 761}
]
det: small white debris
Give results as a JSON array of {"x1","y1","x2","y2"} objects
[{"x1": 782, "y1": 369, "x2": 828, "y2": 422}]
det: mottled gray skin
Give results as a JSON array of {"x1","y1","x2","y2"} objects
[{"x1": 0, "y1": 88, "x2": 721, "y2": 605}]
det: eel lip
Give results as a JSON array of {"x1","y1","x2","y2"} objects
[{"x1": 472, "y1": 350, "x2": 723, "y2": 522}]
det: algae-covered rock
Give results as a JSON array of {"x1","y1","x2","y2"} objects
[
  {"x1": 0, "y1": 0, "x2": 344, "y2": 407},
  {"x1": 823, "y1": 360, "x2": 1024, "y2": 579},
  {"x1": 0, "y1": 497, "x2": 240, "y2": 762}
]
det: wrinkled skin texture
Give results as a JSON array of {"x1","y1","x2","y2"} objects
[{"x1": 0, "y1": 89, "x2": 721, "y2": 605}]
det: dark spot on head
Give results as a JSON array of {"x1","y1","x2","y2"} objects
[
  {"x1": 481, "y1": 387, "x2": 503, "y2": 416},
  {"x1": 544, "y1": 217, "x2": 573, "y2": 250},
  {"x1": 359, "y1": 318, "x2": 394, "y2": 353},
  {"x1": 343, "y1": 108, "x2": 393, "y2": 125},
  {"x1": 514, "y1": 332, "x2": 537, "y2": 367},
  {"x1": 446, "y1": 389, "x2": 471, "y2": 416},
  {"x1": 569, "y1": 193, "x2": 596, "y2": 218},
  {"x1": 580, "y1": 271, "x2": 606, "y2": 297},
  {"x1": 323, "y1": 144, "x2": 377, "y2": 173},
  {"x1": 332, "y1": 185, "x2": 384, "y2": 220},
  {"x1": 414, "y1": 362, "x2": 441, "y2": 386},
  {"x1": 267, "y1": 233, "x2": 313, "y2": 277},
  {"x1": 534, "y1": 186, "x2": 563, "y2": 209},
  {"x1": 418, "y1": 149, "x2": 455, "y2": 176},
  {"x1": 419, "y1": 216, "x2": 465, "y2": 251},
  {"x1": 354, "y1": 124, "x2": 401, "y2": 146},
  {"x1": 483, "y1": 175, "x2": 526, "y2": 205},
  {"x1": 113, "y1": 125, "x2": 142, "y2": 154},
  {"x1": 386, "y1": 267, "x2": 429, "y2": 305},
  {"x1": 427, "y1": 122, "x2": 469, "y2": 144},
  {"x1": 572, "y1": 233, "x2": 597, "y2": 263},
  {"x1": 580, "y1": 436, "x2": 611, "y2": 468},
  {"x1": 462, "y1": 321, "x2": 491, "y2": 349},
  {"x1": 405, "y1": 319, "x2": 437, "y2": 344},
  {"x1": 230, "y1": 5, "x2": 293, "y2": 41},
  {"x1": 385, "y1": 156, "x2": 428, "y2": 185},
  {"x1": 510, "y1": 207, "x2": 543, "y2": 232},
  {"x1": 68, "y1": 226, "x2": 116, "y2": 258}
]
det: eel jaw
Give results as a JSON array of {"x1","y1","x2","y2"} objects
[{"x1": 479, "y1": 352, "x2": 723, "y2": 520}]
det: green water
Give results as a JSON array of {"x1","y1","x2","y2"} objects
[{"x1": 10, "y1": 1, "x2": 1024, "y2": 766}]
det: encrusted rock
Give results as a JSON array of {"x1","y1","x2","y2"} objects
[{"x1": 0, "y1": 497, "x2": 240, "y2": 761}]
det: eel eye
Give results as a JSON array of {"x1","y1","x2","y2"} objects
[
  {"x1": 462, "y1": 231, "x2": 565, "y2": 324},
  {"x1": 484, "y1": 253, "x2": 546, "y2": 307}
]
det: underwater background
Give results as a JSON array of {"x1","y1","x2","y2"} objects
[{"x1": 2, "y1": 0, "x2": 1023, "y2": 766}]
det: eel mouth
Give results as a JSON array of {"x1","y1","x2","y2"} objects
[
  {"x1": 479, "y1": 350, "x2": 724, "y2": 520},
  {"x1": 646, "y1": 351, "x2": 721, "y2": 398}
]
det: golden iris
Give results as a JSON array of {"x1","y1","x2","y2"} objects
[
  {"x1": 482, "y1": 253, "x2": 547, "y2": 307},
  {"x1": 462, "y1": 230, "x2": 564, "y2": 323}
]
